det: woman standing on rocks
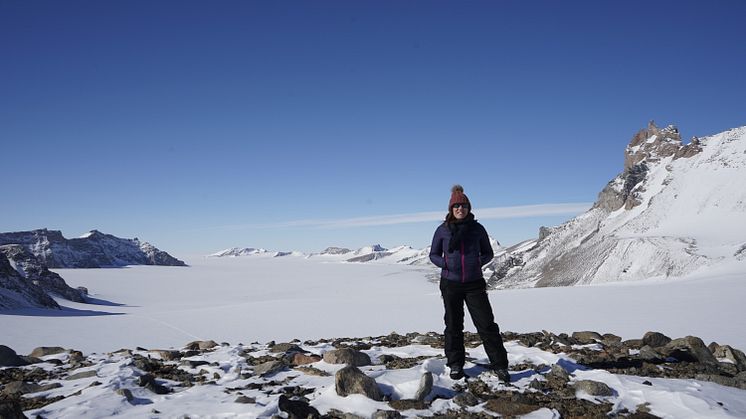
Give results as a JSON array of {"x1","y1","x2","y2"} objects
[{"x1": 429, "y1": 185, "x2": 510, "y2": 382}]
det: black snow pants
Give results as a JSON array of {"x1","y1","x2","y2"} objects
[{"x1": 440, "y1": 278, "x2": 508, "y2": 369}]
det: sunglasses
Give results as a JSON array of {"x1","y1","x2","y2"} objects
[{"x1": 452, "y1": 203, "x2": 470, "y2": 209}]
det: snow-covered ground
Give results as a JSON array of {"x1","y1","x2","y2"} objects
[
  {"x1": 3, "y1": 254, "x2": 745, "y2": 354},
  {"x1": 3, "y1": 255, "x2": 746, "y2": 418}
]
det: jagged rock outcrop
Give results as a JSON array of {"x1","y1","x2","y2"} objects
[
  {"x1": 0, "y1": 229, "x2": 186, "y2": 268},
  {"x1": 491, "y1": 122, "x2": 746, "y2": 287},
  {"x1": 0, "y1": 245, "x2": 86, "y2": 303},
  {"x1": 0, "y1": 254, "x2": 60, "y2": 310}
]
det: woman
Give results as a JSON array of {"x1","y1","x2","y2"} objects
[{"x1": 429, "y1": 185, "x2": 510, "y2": 382}]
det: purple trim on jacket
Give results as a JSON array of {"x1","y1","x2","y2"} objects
[{"x1": 429, "y1": 221, "x2": 494, "y2": 283}]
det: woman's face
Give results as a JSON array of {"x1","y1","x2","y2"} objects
[{"x1": 452, "y1": 203, "x2": 470, "y2": 220}]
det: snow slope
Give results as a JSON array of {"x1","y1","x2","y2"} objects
[{"x1": 494, "y1": 123, "x2": 746, "y2": 287}]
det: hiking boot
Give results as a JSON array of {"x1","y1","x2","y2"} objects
[
  {"x1": 494, "y1": 368, "x2": 510, "y2": 383},
  {"x1": 449, "y1": 365, "x2": 465, "y2": 380}
]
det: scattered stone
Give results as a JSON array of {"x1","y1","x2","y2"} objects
[
  {"x1": 642, "y1": 332, "x2": 672, "y2": 348},
  {"x1": 323, "y1": 348, "x2": 371, "y2": 366},
  {"x1": 335, "y1": 365, "x2": 382, "y2": 401},
  {"x1": 270, "y1": 343, "x2": 304, "y2": 354},
  {"x1": 234, "y1": 395, "x2": 256, "y2": 404},
  {"x1": 138, "y1": 374, "x2": 170, "y2": 394},
  {"x1": 290, "y1": 353, "x2": 321, "y2": 365},
  {"x1": 623, "y1": 339, "x2": 644, "y2": 350},
  {"x1": 574, "y1": 379, "x2": 614, "y2": 397},
  {"x1": 642, "y1": 380, "x2": 653, "y2": 386},
  {"x1": 572, "y1": 331, "x2": 603, "y2": 344},
  {"x1": 65, "y1": 370, "x2": 98, "y2": 380},
  {"x1": 388, "y1": 399, "x2": 428, "y2": 410},
  {"x1": 293, "y1": 366, "x2": 330, "y2": 377},
  {"x1": 253, "y1": 360, "x2": 287, "y2": 377},
  {"x1": 0, "y1": 346, "x2": 29, "y2": 367},
  {"x1": 278, "y1": 394, "x2": 320, "y2": 418},
  {"x1": 183, "y1": 360, "x2": 210, "y2": 369},
  {"x1": 185, "y1": 340, "x2": 218, "y2": 351},
  {"x1": 662, "y1": 336, "x2": 718, "y2": 365},
  {"x1": 29, "y1": 347, "x2": 66, "y2": 358},
  {"x1": 153, "y1": 350, "x2": 182, "y2": 361},
  {"x1": 546, "y1": 364, "x2": 570, "y2": 389},
  {"x1": 372, "y1": 410, "x2": 402, "y2": 419},
  {"x1": 484, "y1": 397, "x2": 540, "y2": 416},
  {"x1": 453, "y1": 391, "x2": 480, "y2": 407},
  {"x1": 413, "y1": 372, "x2": 433, "y2": 401},
  {"x1": 116, "y1": 388, "x2": 134, "y2": 402}
]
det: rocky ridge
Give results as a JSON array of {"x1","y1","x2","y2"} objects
[
  {"x1": 488, "y1": 122, "x2": 746, "y2": 288},
  {"x1": 0, "y1": 229, "x2": 186, "y2": 268},
  {"x1": 2, "y1": 330, "x2": 745, "y2": 418}
]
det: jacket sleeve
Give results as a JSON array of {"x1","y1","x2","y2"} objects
[
  {"x1": 479, "y1": 225, "x2": 494, "y2": 266},
  {"x1": 429, "y1": 226, "x2": 445, "y2": 268}
]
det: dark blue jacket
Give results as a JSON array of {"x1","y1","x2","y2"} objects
[{"x1": 429, "y1": 220, "x2": 494, "y2": 283}]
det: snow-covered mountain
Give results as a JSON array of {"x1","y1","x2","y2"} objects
[
  {"x1": 490, "y1": 122, "x2": 746, "y2": 288},
  {"x1": 0, "y1": 252, "x2": 60, "y2": 310},
  {"x1": 0, "y1": 229, "x2": 186, "y2": 268}
]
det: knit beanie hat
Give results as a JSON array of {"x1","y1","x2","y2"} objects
[{"x1": 448, "y1": 184, "x2": 471, "y2": 209}]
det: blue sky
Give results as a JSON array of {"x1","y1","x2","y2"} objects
[{"x1": 2, "y1": 1, "x2": 745, "y2": 255}]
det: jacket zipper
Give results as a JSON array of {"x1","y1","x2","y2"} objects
[{"x1": 461, "y1": 242, "x2": 465, "y2": 283}]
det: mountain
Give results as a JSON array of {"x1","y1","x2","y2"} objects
[
  {"x1": 489, "y1": 122, "x2": 746, "y2": 288},
  {"x1": 209, "y1": 247, "x2": 270, "y2": 257},
  {"x1": 0, "y1": 253, "x2": 60, "y2": 310},
  {"x1": 0, "y1": 229, "x2": 186, "y2": 268},
  {"x1": 0, "y1": 244, "x2": 87, "y2": 305}
]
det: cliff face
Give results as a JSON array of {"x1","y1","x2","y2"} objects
[
  {"x1": 490, "y1": 122, "x2": 746, "y2": 288},
  {"x1": 0, "y1": 253, "x2": 60, "y2": 310},
  {"x1": 0, "y1": 229, "x2": 186, "y2": 268}
]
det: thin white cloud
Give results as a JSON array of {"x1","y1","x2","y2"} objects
[{"x1": 247, "y1": 202, "x2": 592, "y2": 229}]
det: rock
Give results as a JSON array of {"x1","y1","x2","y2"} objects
[
  {"x1": 623, "y1": 339, "x2": 644, "y2": 350},
  {"x1": 546, "y1": 364, "x2": 570, "y2": 389},
  {"x1": 388, "y1": 399, "x2": 428, "y2": 410},
  {"x1": 65, "y1": 370, "x2": 98, "y2": 380},
  {"x1": 695, "y1": 374, "x2": 746, "y2": 390},
  {"x1": 253, "y1": 360, "x2": 286, "y2": 377},
  {"x1": 572, "y1": 331, "x2": 603, "y2": 344},
  {"x1": 413, "y1": 372, "x2": 433, "y2": 401},
  {"x1": 453, "y1": 391, "x2": 480, "y2": 407},
  {"x1": 153, "y1": 350, "x2": 182, "y2": 361},
  {"x1": 0, "y1": 399, "x2": 28, "y2": 419},
  {"x1": 183, "y1": 360, "x2": 210, "y2": 369},
  {"x1": 290, "y1": 353, "x2": 321, "y2": 365},
  {"x1": 0, "y1": 345, "x2": 29, "y2": 367},
  {"x1": 638, "y1": 345, "x2": 665, "y2": 362},
  {"x1": 372, "y1": 410, "x2": 402, "y2": 419},
  {"x1": 138, "y1": 374, "x2": 170, "y2": 394},
  {"x1": 1, "y1": 381, "x2": 62, "y2": 396},
  {"x1": 574, "y1": 379, "x2": 614, "y2": 397},
  {"x1": 278, "y1": 394, "x2": 320, "y2": 418},
  {"x1": 293, "y1": 366, "x2": 330, "y2": 377},
  {"x1": 712, "y1": 345, "x2": 746, "y2": 372},
  {"x1": 335, "y1": 365, "x2": 383, "y2": 401},
  {"x1": 234, "y1": 395, "x2": 255, "y2": 404},
  {"x1": 116, "y1": 388, "x2": 134, "y2": 402},
  {"x1": 323, "y1": 348, "x2": 371, "y2": 366},
  {"x1": 602, "y1": 333, "x2": 623, "y2": 345},
  {"x1": 642, "y1": 332, "x2": 672, "y2": 348},
  {"x1": 29, "y1": 347, "x2": 66, "y2": 358},
  {"x1": 270, "y1": 343, "x2": 304, "y2": 354},
  {"x1": 484, "y1": 397, "x2": 540, "y2": 416},
  {"x1": 662, "y1": 336, "x2": 718, "y2": 365}
]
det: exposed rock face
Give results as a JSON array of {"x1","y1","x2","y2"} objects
[
  {"x1": 0, "y1": 254, "x2": 59, "y2": 310},
  {"x1": 0, "y1": 245, "x2": 86, "y2": 303},
  {"x1": 0, "y1": 229, "x2": 186, "y2": 268},
  {"x1": 491, "y1": 122, "x2": 746, "y2": 288}
]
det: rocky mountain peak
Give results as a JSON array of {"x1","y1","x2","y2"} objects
[{"x1": 625, "y1": 120, "x2": 684, "y2": 170}]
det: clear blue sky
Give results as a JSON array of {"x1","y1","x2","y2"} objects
[{"x1": 2, "y1": 1, "x2": 745, "y2": 255}]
